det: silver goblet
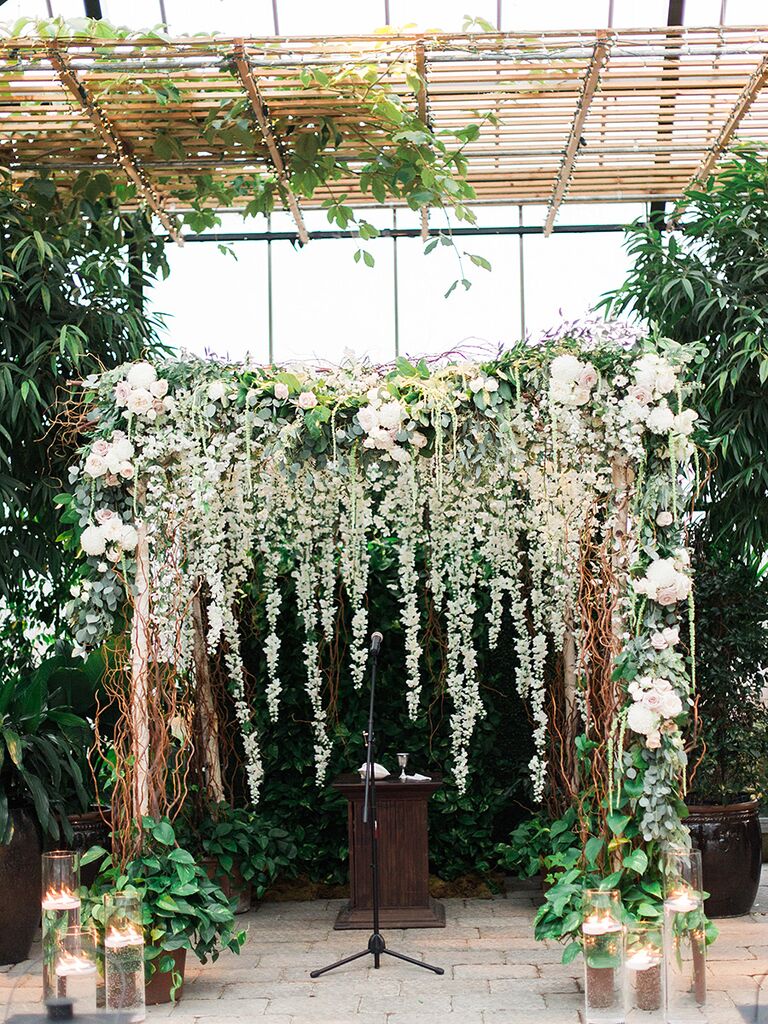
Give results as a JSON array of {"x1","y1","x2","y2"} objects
[{"x1": 397, "y1": 752, "x2": 409, "y2": 781}]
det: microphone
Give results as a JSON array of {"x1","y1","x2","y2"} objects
[{"x1": 370, "y1": 631, "x2": 383, "y2": 655}]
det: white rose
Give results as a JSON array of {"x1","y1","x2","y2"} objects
[
  {"x1": 378, "y1": 401, "x2": 403, "y2": 430},
  {"x1": 651, "y1": 676, "x2": 673, "y2": 693},
  {"x1": 119, "y1": 462, "x2": 134, "y2": 480},
  {"x1": 357, "y1": 406, "x2": 380, "y2": 433},
  {"x1": 662, "y1": 626, "x2": 680, "y2": 647},
  {"x1": 627, "y1": 702, "x2": 660, "y2": 737},
  {"x1": 110, "y1": 437, "x2": 134, "y2": 462},
  {"x1": 162, "y1": 396, "x2": 176, "y2": 414},
  {"x1": 389, "y1": 445, "x2": 409, "y2": 464},
  {"x1": 550, "y1": 354, "x2": 583, "y2": 384},
  {"x1": 84, "y1": 452, "x2": 108, "y2": 478},
  {"x1": 298, "y1": 391, "x2": 317, "y2": 410},
  {"x1": 646, "y1": 403, "x2": 675, "y2": 433},
  {"x1": 119, "y1": 524, "x2": 139, "y2": 551},
  {"x1": 660, "y1": 691, "x2": 683, "y2": 718},
  {"x1": 485, "y1": 377, "x2": 499, "y2": 392},
  {"x1": 656, "y1": 510, "x2": 674, "y2": 527},
  {"x1": 101, "y1": 516, "x2": 124, "y2": 543},
  {"x1": 578, "y1": 363, "x2": 598, "y2": 389},
  {"x1": 411, "y1": 431, "x2": 427, "y2": 449},
  {"x1": 126, "y1": 388, "x2": 153, "y2": 415},
  {"x1": 126, "y1": 362, "x2": 157, "y2": 389},
  {"x1": 145, "y1": 408, "x2": 157, "y2": 422},
  {"x1": 650, "y1": 631, "x2": 669, "y2": 651},
  {"x1": 114, "y1": 381, "x2": 131, "y2": 407},
  {"x1": 673, "y1": 409, "x2": 698, "y2": 436},
  {"x1": 150, "y1": 379, "x2": 168, "y2": 398},
  {"x1": 274, "y1": 382, "x2": 289, "y2": 401},
  {"x1": 207, "y1": 380, "x2": 227, "y2": 402},
  {"x1": 643, "y1": 691, "x2": 664, "y2": 712},
  {"x1": 366, "y1": 388, "x2": 382, "y2": 406},
  {"x1": 654, "y1": 364, "x2": 677, "y2": 395},
  {"x1": 469, "y1": 376, "x2": 485, "y2": 394},
  {"x1": 571, "y1": 386, "x2": 592, "y2": 407},
  {"x1": 628, "y1": 384, "x2": 653, "y2": 406},
  {"x1": 80, "y1": 525, "x2": 106, "y2": 556},
  {"x1": 95, "y1": 508, "x2": 118, "y2": 526},
  {"x1": 646, "y1": 730, "x2": 662, "y2": 750},
  {"x1": 92, "y1": 439, "x2": 110, "y2": 457}
]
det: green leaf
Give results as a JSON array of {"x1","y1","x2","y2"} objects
[
  {"x1": 622, "y1": 848, "x2": 648, "y2": 874},
  {"x1": 607, "y1": 812, "x2": 631, "y2": 836},
  {"x1": 584, "y1": 836, "x2": 604, "y2": 867}
]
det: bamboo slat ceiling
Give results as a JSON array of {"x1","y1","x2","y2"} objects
[{"x1": 3, "y1": 25, "x2": 768, "y2": 236}]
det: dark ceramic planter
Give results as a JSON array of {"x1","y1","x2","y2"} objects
[
  {"x1": 0, "y1": 808, "x2": 42, "y2": 965},
  {"x1": 146, "y1": 947, "x2": 187, "y2": 1005},
  {"x1": 66, "y1": 808, "x2": 112, "y2": 886},
  {"x1": 202, "y1": 857, "x2": 252, "y2": 914},
  {"x1": 687, "y1": 798, "x2": 762, "y2": 917}
]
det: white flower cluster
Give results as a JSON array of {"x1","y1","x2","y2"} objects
[
  {"x1": 114, "y1": 362, "x2": 175, "y2": 421},
  {"x1": 622, "y1": 354, "x2": 697, "y2": 438},
  {"x1": 627, "y1": 675, "x2": 684, "y2": 749},
  {"x1": 83, "y1": 431, "x2": 135, "y2": 483},
  {"x1": 549, "y1": 353, "x2": 599, "y2": 406},
  {"x1": 81, "y1": 510, "x2": 138, "y2": 559},
  {"x1": 357, "y1": 389, "x2": 408, "y2": 461},
  {"x1": 632, "y1": 555, "x2": 691, "y2": 606}
]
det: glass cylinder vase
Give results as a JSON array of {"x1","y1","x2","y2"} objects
[
  {"x1": 104, "y1": 892, "x2": 145, "y2": 1022},
  {"x1": 625, "y1": 923, "x2": 665, "y2": 1022},
  {"x1": 41, "y1": 851, "x2": 81, "y2": 1001},
  {"x1": 55, "y1": 926, "x2": 98, "y2": 1015},
  {"x1": 582, "y1": 889, "x2": 625, "y2": 1024},
  {"x1": 663, "y1": 848, "x2": 707, "y2": 1023}
]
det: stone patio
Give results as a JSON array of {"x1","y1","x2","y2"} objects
[{"x1": 3, "y1": 871, "x2": 768, "y2": 1024}]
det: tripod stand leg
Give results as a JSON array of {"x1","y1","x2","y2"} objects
[
  {"x1": 309, "y1": 949, "x2": 371, "y2": 978},
  {"x1": 382, "y1": 948, "x2": 445, "y2": 975}
]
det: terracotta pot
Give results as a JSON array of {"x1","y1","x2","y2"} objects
[
  {"x1": 202, "y1": 857, "x2": 252, "y2": 914},
  {"x1": 145, "y1": 948, "x2": 186, "y2": 1005},
  {"x1": 0, "y1": 808, "x2": 42, "y2": 965},
  {"x1": 687, "y1": 798, "x2": 762, "y2": 917},
  {"x1": 66, "y1": 808, "x2": 112, "y2": 886}
]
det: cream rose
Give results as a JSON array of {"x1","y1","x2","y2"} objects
[
  {"x1": 298, "y1": 391, "x2": 318, "y2": 410},
  {"x1": 357, "y1": 406, "x2": 380, "y2": 433},
  {"x1": 84, "y1": 452, "x2": 108, "y2": 478},
  {"x1": 126, "y1": 388, "x2": 153, "y2": 415},
  {"x1": 656, "y1": 510, "x2": 674, "y2": 527},
  {"x1": 274, "y1": 382, "x2": 289, "y2": 401}
]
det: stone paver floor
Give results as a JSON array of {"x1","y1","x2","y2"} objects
[{"x1": 4, "y1": 872, "x2": 768, "y2": 1024}]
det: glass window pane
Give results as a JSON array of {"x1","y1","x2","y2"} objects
[
  {"x1": 521, "y1": 231, "x2": 632, "y2": 339},
  {"x1": 161, "y1": 0, "x2": 274, "y2": 35},
  {"x1": 609, "y1": 1, "x2": 671, "y2": 26},
  {"x1": 389, "y1": 0, "x2": 496, "y2": 31},
  {"x1": 397, "y1": 235, "x2": 520, "y2": 355},
  {"x1": 723, "y1": 0, "x2": 766, "y2": 23},
  {"x1": 502, "y1": 1, "x2": 608, "y2": 30},
  {"x1": 278, "y1": 0, "x2": 387, "y2": 35},
  {"x1": 150, "y1": 242, "x2": 269, "y2": 362},
  {"x1": 270, "y1": 237, "x2": 396, "y2": 364}
]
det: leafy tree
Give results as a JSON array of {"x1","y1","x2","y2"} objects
[
  {"x1": 0, "y1": 171, "x2": 167, "y2": 670},
  {"x1": 601, "y1": 152, "x2": 768, "y2": 562}
]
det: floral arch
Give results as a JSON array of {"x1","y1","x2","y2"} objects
[{"x1": 61, "y1": 321, "x2": 697, "y2": 895}]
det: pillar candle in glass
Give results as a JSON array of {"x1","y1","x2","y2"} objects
[
  {"x1": 663, "y1": 848, "x2": 707, "y2": 1023},
  {"x1": 55, "y1": 926, "x2": 98, "y2": 1015},
  {"x1": 104, "y1": 892, "x2": 145, "y2": 1022},
  {"x1": 582, "y1": 889, "x2": 625, "y2": 1024},
  {"x1": 41, "y1": 851, "x2": 81, "y2": 1001},
  {"x1": 625, "y1": 923, "x2": 665, "y2": 1022}
]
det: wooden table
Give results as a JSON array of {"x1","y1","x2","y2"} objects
[{"x1": 331, "y1": 772, "x2": 445, "y2": 930}]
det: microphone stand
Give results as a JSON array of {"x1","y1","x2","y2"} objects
[{"x1": 310, "y1": 633, "x2": 443, "y2": 979}]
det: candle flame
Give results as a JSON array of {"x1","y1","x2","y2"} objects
[
  {"x1": 42, "y1": 886, "x2": 80, "y2": 908},
  {"x1": 105, "y1": 924, "x2": 143, "y2": 947}
]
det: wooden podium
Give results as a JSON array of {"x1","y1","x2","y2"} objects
[{"x1": 331, "y1": 772, "x2": 446, "y2": 930}]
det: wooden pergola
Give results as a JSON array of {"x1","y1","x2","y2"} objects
[{"x1": 2, "y1": 25, "x2": 768, "y2": 241}]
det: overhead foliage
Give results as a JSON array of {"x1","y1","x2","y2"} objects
[
  {"x1": 0, "y1": 171, "x2": 166, "y2": 672},
  {"x1": 601, "y1": 151, "x2": 768, "y2": 564}
]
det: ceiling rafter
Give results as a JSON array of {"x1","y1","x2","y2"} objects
[
  {"x1": 233, "y1": 41, "x2": 310, "y2": 246},
  {"x1": 543, "y1": 33, "x2": 612, "y2": 237},
  {"x1": 415, "y1": 40, "x2": 430, "y2": 242},
  {"x1": 48, "y1": 45, "x2": 183, "y2": 244},
  {"x1": 669, "y1": 52, "x2": 768, "y2": 225}
]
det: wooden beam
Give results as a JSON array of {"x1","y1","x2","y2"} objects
[
  {"x1": 543, "y1": 34, "x2": 611, "y2": 237},
  {"x1": 233, "y1": 42, "x2": 310, "y2": 246},
  {"x1": 416, "y1": 41, "x2": 430, "y2": 242},
  {"x1": 48, "y1": 46, "x2": 183, "y2": 244},
  {"x1": 680, "y1": 52, "x2": 768, "y2": 193}
]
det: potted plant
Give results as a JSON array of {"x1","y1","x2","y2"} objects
[
  {"x1": 193, "y1": 804, "x2": 256, "y2": 914},
  {"x1": 82, "y1": 815, "x2": 246, "y2": 1004},
  {"x1": 0, "y1": 657, "x2": 91, "y2": 964},
  {"x1": 686, "y1": 549, "x2": 768, "y2": 916},
  {"x1": 496, "y1": 807, "x2": 580, "y2": 889}
]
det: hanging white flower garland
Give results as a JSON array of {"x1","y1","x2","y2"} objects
[{"x1": 64, "y1": 325, "x2": 697, "y2": 836}]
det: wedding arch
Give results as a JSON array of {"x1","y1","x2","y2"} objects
[{"x1": 61, "y1": 320, "x2": 697, "y2": 886}]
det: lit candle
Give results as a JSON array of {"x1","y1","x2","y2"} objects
[
  {"x1": 626, "y1": 947, "x2": 662, "y2": 971},
  {"x1": 664, "y1": 890, "x2": 700, "y2": 913},
  {"x1": 42, "y1": 887, "x2": 81, "y2": 911},
  {"x1": 105, "y1": 924, "x2": 143, "y2": 949},
  {"x1": 55, "y1": 950, "x2": 97, "y2": 978},
  {"x1": 582, "y1": 912, "x2": 622, "y2": 935}
]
